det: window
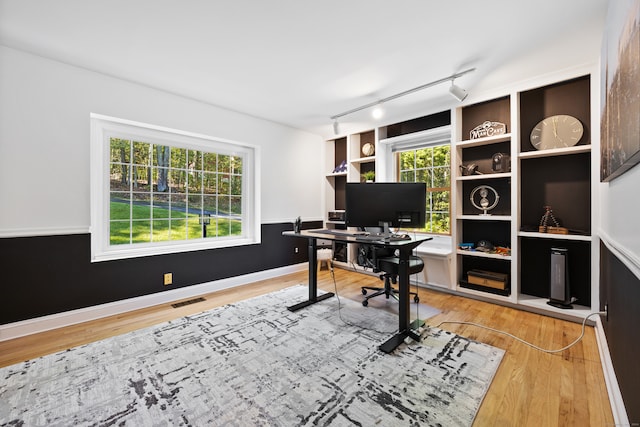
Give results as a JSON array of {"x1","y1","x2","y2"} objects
[
  {"x1": 380, "y1": 125, "x2": 451, "y2": 234},
  {"x1": 90, "y1": 114, "x2": 260, "y2": 262},
  {"x1": 397, "y1": 144, "x2": 450, "y2": 234}
]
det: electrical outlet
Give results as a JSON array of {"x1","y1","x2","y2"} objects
[
  {"x1": 294, "y1": 247, "x2": 299, "y2": 254},
  {"x1": 164, "y1": 273, "x2": 173, "y2": 286}
]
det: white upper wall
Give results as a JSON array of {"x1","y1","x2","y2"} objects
[
  {"x1": 599, "y1": 166, "x2": 640, "y2": 273},
  {"x1": 0, "y1": 46, "x2": 324, "y2": 236}
]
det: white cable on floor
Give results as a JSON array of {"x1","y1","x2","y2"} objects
[
  {"x1": 329, "y1": 261, "x2": 374, "y2": 330},
  {"x1": 435, "y1": 311, "x2": 606, "y2": 354}
]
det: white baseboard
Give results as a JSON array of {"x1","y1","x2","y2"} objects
[
  {"x1": 594, "y1": 315, "x2": 629, "y2": 425},
  {"x1": 0, "y1": 264, "x2": 306, "y2": 342}
]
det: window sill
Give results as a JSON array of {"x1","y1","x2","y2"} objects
[{"x1": 91, "y1": 235, "x2": 260, "y2": 262}]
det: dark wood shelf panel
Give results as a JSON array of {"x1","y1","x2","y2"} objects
[
  {"x1": 462, "y1": 178, "x2": 511, "y2": 216},
  {"x1": 519, "y1": 75, "x2": 591, "y2": 153},
  {"x1": 461, "y1": 96, "x2": 511, "y2": 140},
  {"x1": 460, "y1": 220, "x2": 511, "y2": 248},
  {"x1": 461, "y1": 141, "x2": 511, "y2": 175},
  {"x1": 384, "y1": 110, "x2": 450, "y2": 138},
  {"x1": 520, "y1": 153, "x2": 591, "y2": 234},
  {"x1": 519, "y1": 237, "x2": 591, "y2": 306}
]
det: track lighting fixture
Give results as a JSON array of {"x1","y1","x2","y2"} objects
[
  {"x1": 329, "y1": 68, "x2": 474, "y2": 131},
  {"x1": 449, "y1": 81, "x2": 468, "y2": 102}
]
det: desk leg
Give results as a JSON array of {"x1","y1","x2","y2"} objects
[
  {"x1": 287, "y1": 236, "x2": 334, "y2": 312},
  {"x1": 379, "y1": 247, "x2": 421, "y2": 353}
]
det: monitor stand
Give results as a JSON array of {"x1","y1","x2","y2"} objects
[{"x1": 378, "y1": 221, "x2": 392, "y2": 240}]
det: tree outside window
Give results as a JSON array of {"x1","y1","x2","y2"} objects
[
  {"x1": 398, "y1": 144, "x2": 450, "y2": 234},
  {"x1": 109, "y1": 139, "x2": 243, "y2": 245}
]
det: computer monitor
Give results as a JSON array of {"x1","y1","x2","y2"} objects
[{"x1": 345, "y1": 182, "x2": 426, "y2": 230}]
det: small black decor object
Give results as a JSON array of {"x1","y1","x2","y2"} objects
[
  {"x1": 491, "y1": 153, "x2": 511, "y2": 172},
  {"x1": 547, "y1": 247, "x2": 574, "y2": 309},
  {"x1": 460, "y1": 163, "x2": 482, "y2": 176},
  {"x1": 293, "y1": 216, "x2": 301, "y2": 233}
]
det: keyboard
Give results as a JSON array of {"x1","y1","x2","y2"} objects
[
  {"x1": 356, "y1": 234, "x2": 412, "y2": 242},
  {"x1": 313, "y1": 229, "x2": 411, "y2": 242},
  {"x1": 314, "y1": 229, "x2": 367, "y2": 237}
]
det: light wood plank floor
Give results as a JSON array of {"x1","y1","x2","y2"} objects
[{"x1": 0, "y1": 268, "x2": 613, "y2": 426}]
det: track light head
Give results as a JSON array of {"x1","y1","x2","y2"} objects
[
  {"x1": 333, "y1": 119, "x2": 340, "y2": 135},
  {"x1": 449, "y1": 82, "x2": 468, "y2": 102}
]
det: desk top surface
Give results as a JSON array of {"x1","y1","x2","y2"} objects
[{"x1": 283, "y1": 229, "x2": 433, "y2": 248}]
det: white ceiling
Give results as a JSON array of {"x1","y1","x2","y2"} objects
[{"x1": 0, "y1": 0, "x2": 609, "y2": 138}]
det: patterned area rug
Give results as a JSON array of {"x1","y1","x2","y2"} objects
[{"x1": 0, "y1": 285, "x2": 503, "y2": 426}]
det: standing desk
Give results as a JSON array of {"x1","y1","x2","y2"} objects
[{"x1": 283, "y1": 229, "x2": 432, "y2": 353}]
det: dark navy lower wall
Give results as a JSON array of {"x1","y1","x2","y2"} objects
[
  {"x1": 1, "y1": 221, "x2": 321, "y2": 325},
  {"x1": 600, "y1": 242, "x2": 640, "y2": 423}
]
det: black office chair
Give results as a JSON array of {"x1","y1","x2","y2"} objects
[{"x1": 361, "y1": 246, "x2": 423, "y2": 307}]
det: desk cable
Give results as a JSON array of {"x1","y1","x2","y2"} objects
[
  {"x1": 328, "y1": 257, "x2": 425, "y2": 335},
  {"x1": 328, "y1": 260, "x2": 376, "y2": 331},
  {"x1": 434, "y1": 311, "x2": 606, "y2": 354},
  {"x1": 330, "y1": 233, "x2": 603, "y2": 354}
]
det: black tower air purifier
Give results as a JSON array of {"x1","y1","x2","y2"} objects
[{"x1": 547, "y1": 247, "x2": 573, "y2": 309}]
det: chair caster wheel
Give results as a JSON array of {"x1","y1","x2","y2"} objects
[
  {"x1": 361, "y1": 289, "x2": 367, "y2": 295},
  {"x1": 362, "y1": 299, "x2": 368, "y2": 307},
  {"x1": 414, "y1": 296, "x2": 420, "y2": 303}
]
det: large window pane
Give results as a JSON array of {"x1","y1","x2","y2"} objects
[
  {"x1": 131, "y1": 220, "x2": 151, "y2": 243},
  {"x1": 433, "y1": 167, "x2": 450, "y2": 188},
  {"x1": 132, "y1": 166, "x2": 151, "y2": 191},
  {"x1": 131, "y1": 194, "x2": 151, "y2": 220},
  {"x1": 170, "y1": 219, "x2": 188, "y2": 241},
  {"x1": 110, "y1": 138, "x2": 130, "y2": 163},
  {"x1": 110, "y1": 194, "x2": 130, "y2": 221},
  {"x1": 203, "y1": 152, "x2": 217, "y2": 171},
  {"x1": 218, "y1": 174, "x2": 230, "y2": 195},
  {"x1": 230, "y1": 196, "x2": 242, "y2": 216},
  {"x1": 132, "y1": 142, "x2": 150, "y2": 166},
  {"x1": 230, "y1": 175, "x2": 242, "y2": 195},
  {"x1": 188, "y1": 171, "x2": 203, "y2": 193},
  {"x1": 171, "y1": 147, "x2": 187, "y2": 169},
  {"x1": 188, "y1": 149, "x2": 202, "y2": 170},
  {"x1": 203, "y1": 172, "x2": 217, "y2": 194}
]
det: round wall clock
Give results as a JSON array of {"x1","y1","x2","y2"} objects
[
  {"x1": 362, "y1": 143, "x2": 375, "y2": 156},
  {"x1": 529, "y1": 115, "x2": 583, "y2": 150}
]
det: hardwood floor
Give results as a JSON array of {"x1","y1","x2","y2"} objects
[{"x1": 0, "y1": 268, "x2": 613, "y2": 426}]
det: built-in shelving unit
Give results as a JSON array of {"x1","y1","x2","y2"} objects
[
  {"x1": 452, "y1": 95, "x2": 517, "y2": 301},
  {"x1": 323, "y1": 130, "x2": 378, "y2": 265},
  {"x1": 517, "y1": 75, "x2": 594, "y2": 315},
  {"x1": 448, "y1": 73, "x2": 597, "y2": 319},
  {"x1": 322, "y1": 71, "x2": 598, "y2": 320}
]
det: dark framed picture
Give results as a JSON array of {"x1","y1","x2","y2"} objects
[{"x1": 600, "y1": 0, "x2": 640, "y2": 182}]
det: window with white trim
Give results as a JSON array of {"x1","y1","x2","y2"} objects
[
  {"x1": 90, "y1": 114, "x2": 260, "y2": 262},
  {"x1": 382, "y1": 125, "x2": 451, "y2": 234}
]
